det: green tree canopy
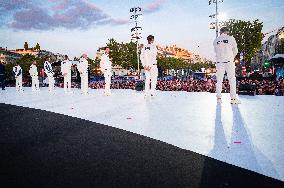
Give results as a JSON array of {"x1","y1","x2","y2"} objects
[
  {"x1": 225, "y1": 19, "x2": 263, "y2": 65},
  {"x1": 88, "y1": 57, "x2": 100, "y2": 75},
  {"x1": 158, "y1": 57, "x2": 189, "y2": 70},
  {"x1": 104, "y1": 38, "x2": 214, "y2": 73},
  {"x1": 157, "y1": 56, "x2": 214, "y2": 71},
  {"x1": 106, "y1": 38, "x2": 139, "y2": 70},
  {"x1": 5, "y1": 54, "x2": 45, "y2": 79}
]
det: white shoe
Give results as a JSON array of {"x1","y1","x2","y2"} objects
[
  {"x1": 231, "y1": 98, "x2": 241, "y2": 104},
  {"x1": 217, "y1": 97, "x2": 222, "y2": 104}
]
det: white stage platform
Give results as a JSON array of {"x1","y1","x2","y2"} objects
[{"x1": 1, "y1": 87, "x2": 284, "y2": 181}]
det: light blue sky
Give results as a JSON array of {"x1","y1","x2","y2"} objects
[{"x1": 0, "y1": 0, "x2": 283, "y2": 60}]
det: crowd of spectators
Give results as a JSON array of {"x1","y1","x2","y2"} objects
[
  {"x1": 156, "y1": 79, "x2": 215, "y2": 92},
  {"x1": 156, "y1": 78, "x2": 284, "y2": 96},
  {"x1": 238, "y1": 78, "x2": 284, "y2": 96},
  {"x1": 7, "y1": 77, "x2": 284, "y2": 96},
  {"x1": 88, "y1": 81, "x2": 136, "y2": 90},
  {"x1": 89, "y1": 78, "x2": 284, "y2": 96}
]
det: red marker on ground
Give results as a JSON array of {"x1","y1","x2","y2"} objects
[{"x1": 234, "y1": 141, "x2": 241, "y2": 144}]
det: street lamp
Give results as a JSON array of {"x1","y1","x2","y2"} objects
[
  {"x1": 209, "y1": 0, "x2": 224, "y2": 38},
  {"x1": 130, "y1": 7, "x2": 143, "y2": 77}
]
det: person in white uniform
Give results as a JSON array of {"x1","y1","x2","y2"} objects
[
  {"x1": 61, "y1": 55, "x2": 72, "y2": 93},
  {"x1": 140, "y1": 35, "x2": 158, "y2": 97},
  {"x1": 213, "y1": 27, "x2": 241, "y2": 104},
  {"x1": 100, "y1": 48, "x2": 112, "y2": 96},
  {"x1": 44, "y1": 58, "x2": 55, "y2": 92},
  {"x1": 13, "y1": 63, "x2": 23, "y2": 92},
  {"x1": 78, "y1": 54, "x2": 89, "y2": 94},
  {"x1": 29, "y1": 61, "x2": 40, "y2": 91}
]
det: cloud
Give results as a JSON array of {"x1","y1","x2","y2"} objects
[
  {"x1": 143, "y1": 0, "x2": 166, "y2": 14},
  {"x1": 0, "y1": 0, "x2": 30, "y2": 11},
  {"x1": 1, "y1": 0, "x2": 129, "y2": 30},
  {"x1": 10, "y1": 7, "x2": 55, "y2": 30},
  {"x1": 51, "y1": 0, "x2": 110, "y2": 29}
]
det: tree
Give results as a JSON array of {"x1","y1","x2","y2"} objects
[
  {"x1": 5, "y1": 54, "x2": 46, "y2": 80},
  {"x1": 225, "y1": 19, "x2": 263, "y2": 66},
  {"x1": 157, "y1": 57, "x2": 190, "y2": 71},
  {"x1": 4, "y1": 62, "x2": 17, "y2": 80},
  {"x1": 35, "y1": 43, "x2": 41, "y2": 51},
  {"x1": 106, "y1": 38, "x2": 139, "y2": 70},
  {"x1": 24, "y1": 42, "x2": 29, "y2": 51},
  {"x1": 88, "y1": 57, "x2": 100, "y2": 75},
  {"x1": 104, "y1": 38, "x2": 214, "y2": 74}
]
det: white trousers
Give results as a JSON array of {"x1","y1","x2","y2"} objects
[
  {"x1": 80, "y1": 73, "x2": 88, "y2": 94},
  {"x1": 16, "y1": 76, "x2": 22, "y2": 91},
  {"x1": 48, "y1": 76, "x2": 54, "y2": 91},
  {"x1": 216, "y1": 61, "x2": 236, "y2": 99},
  {"x1": 31, "y1": 76, "x2": 39, "y2": 91},
  {"x1": 64, "y1": 74, "x2": 71, "y2": 92},
  {"x1": 104, "y1": 71, "x2": 111, "y2": 94},
  {"x1": 145, "y1": 66, "x2": 158, "y2": 96}
]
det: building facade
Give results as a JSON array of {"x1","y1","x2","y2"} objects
[
  {"x1": 156, "y1": 44, "x2": 211, "y2": 64},
  {"x1": 251, "y1": 26, "x2": 284, "y2": 70},
  {"x1": 0, "y1": 50, "x2": 22, "y2": 64}
]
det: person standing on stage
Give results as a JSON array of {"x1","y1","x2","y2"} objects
[
  {"x1": 13, "y1": 63, "x2": 23, "y2": 92},
  {"x1": 140, "y1": 35, "x2": 158, "y2": 97},
  {"x1": 61, "y1": 55, "x2": 72, "y2": 93},
  {"x1": 44, "y1": 58, "x2": 55, "y2": 92},
  {"x1": 213, "y1": 27, "x2": 241, "y2": 104},
  {"x1": 0, "y1": 61, "x2": 5, "y2": 90},
  {"x1": 100, "y1": 47, "x2": 112, "y2": 96},
  {"x1": 78, "y1": 54, "x2": 89, "y2": 94},
  {"x1": 29, "y1": 61, "x2": 40, "y2": 91}
]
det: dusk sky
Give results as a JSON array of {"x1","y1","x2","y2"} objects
[{"x1": 0, "y1": 0, "x2": 284, "y2": 60}]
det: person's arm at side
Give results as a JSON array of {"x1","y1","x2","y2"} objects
[
  {"x1": 140, "y1": 48, "x2": 148, "y2": 71},
  {"x1": 232, "y1": 37, "x2": 238, "y2": 57},
  {"x1": 17, "y1": 68, "x2": 22, "y2": 77}
]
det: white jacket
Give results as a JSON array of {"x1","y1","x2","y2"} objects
[
  {"x1": 13, "y1": 65, "x2": 22, "y2": 77},
  {"x1": 29, "y1": 64, "x2": 38, "y2": 77},
  {"x1": 44, "y1": 61, "x2": 54, "y2": 77},
  {"x1": 140, "y1": 44, "x2": 158, "y2": 67},
  {"x1": 77, "y1": 58, "x2": 88, "y2": 74},
  {"x1": 61, "y1": 60, "x2": 72, "y2": 76},
  {"x1": 100, "y1": 54, "x2": 112, "y2": 73},
  {"x1": 213, "y1": 33, "x2": 238, "y2": 62}
]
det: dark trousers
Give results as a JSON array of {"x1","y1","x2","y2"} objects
[{"x1": 0, "y1": 74, "x2": 5, "y2": 90}]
